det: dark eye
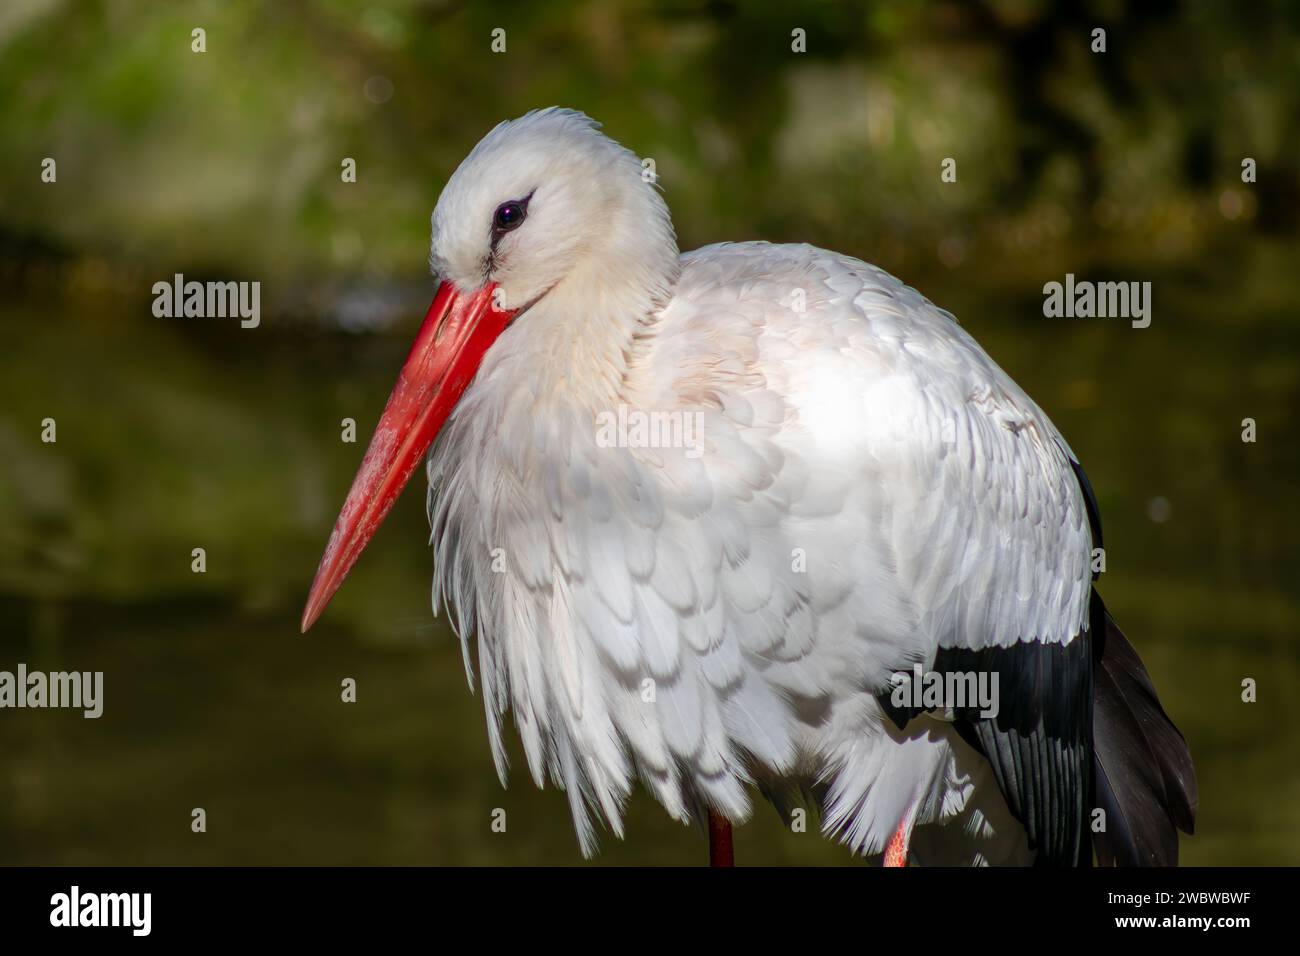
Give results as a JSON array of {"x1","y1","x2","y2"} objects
[{"x1": 493, "y1": 200, "x2": 527, "y2": 232}]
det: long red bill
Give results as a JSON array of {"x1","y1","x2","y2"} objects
[{"x1": 301, "y1": 280, "x2": 515, "y2": 632}]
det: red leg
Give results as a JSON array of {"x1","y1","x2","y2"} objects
[
  {"x1": 883, "y1": 799, "x2": 920, "y2": 867},
  {"x1": 708, "y1": 811, "x2": 734, "y2": 867},
  {"x1": 883, "y1": 820, "x2": 910, "y2": 867}
]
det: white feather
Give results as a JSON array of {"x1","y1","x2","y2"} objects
[{"x1": 421, "y1": 109, "x2": 1092, "y2": 860}]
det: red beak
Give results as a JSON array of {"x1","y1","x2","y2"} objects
[{"x1": 301, "y1": 281, "x2": 515, "y2": 632}]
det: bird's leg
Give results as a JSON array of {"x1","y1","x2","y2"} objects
[
  {"x1": 883, "y1": 799, "x2": 920, "y2": 867},
  {"x1": 707, "y1": 811, "x2": 734, "y2": 867},
  {"x1": 883, "y1": 823, "x2": 910, "y2": 867}
]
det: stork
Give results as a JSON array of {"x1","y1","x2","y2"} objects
[{"x1": 302, "y1": 108, "x2": 1196, "y2": 866}]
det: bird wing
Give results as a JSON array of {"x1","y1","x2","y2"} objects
[
  {"x1": 633, "y1": 241, "x2": 1096, "y2": 859},
  {"x1": 649, "y1": 241, "x2": 1094, "y2": 656}
]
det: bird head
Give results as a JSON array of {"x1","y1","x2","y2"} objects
[
  {"x1": 301, "y1": 108, "x2": 676, "y2": 632},
  {"x1": 430, "y1": 107, "x2": 673, "y2": 311}
]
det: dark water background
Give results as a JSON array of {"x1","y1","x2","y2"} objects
[{"x1": 1, "y1": 1, "x2": 1297, "y2": 864}]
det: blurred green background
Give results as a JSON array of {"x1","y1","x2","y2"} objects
[{"x1": 1, "y1": 0, "x2": 1297, "y2": 865}]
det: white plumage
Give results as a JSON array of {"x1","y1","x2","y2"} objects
[
  {"x1": 422, "y1": 110, "x2": 1089, "y2": 863},
  {"x1": 305, "y1": 107, "x2": 1195, "y2": 866}
]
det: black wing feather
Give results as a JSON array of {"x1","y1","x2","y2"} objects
[
  {"x1": 879, "y1": 635, "x2": 1094, "y2": 865},
  {"x1": 1091, "y1": 593, "x2": 1198, "y2": 865},
  {"x1": 878, "y1": 459, "x2": 1195, "y2": 865}
]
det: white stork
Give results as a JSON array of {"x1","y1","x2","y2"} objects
[{"x1": 302, "y1": 108, "x2": 1196, "y2": 866}]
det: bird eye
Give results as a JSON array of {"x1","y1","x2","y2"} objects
[{"x1": 493, "y1": 200, "x2": 527, "y2": 232}]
